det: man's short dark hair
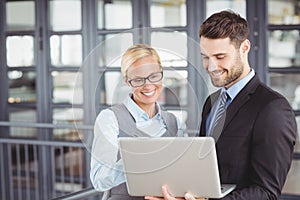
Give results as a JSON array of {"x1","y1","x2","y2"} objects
[{"x1": 199, "y1": 10, "x2": 249, "y2": 48}]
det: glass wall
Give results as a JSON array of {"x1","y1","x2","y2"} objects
[
  {"x1": 150, "y1": 0, "x2": 186, "y2": 27},
  {"x1": 268, "y1": 0, "x2": 300, "y2": 196},
  {"x1": 206, "y1": 0, "x2": 246, "y2": 18},
  {"x1": 5, "y1": 1, "x2": 36, "y2": 138},
  {"x1": 49, "y1": 0, "x2": 83, "y2": 141}
]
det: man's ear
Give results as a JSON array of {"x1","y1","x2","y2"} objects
[{"x1": 240, "y1": 39, "x2": 251, "y2": 54}]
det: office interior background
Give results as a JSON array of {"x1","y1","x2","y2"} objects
[{"x1": 0, "y1": 0, "x2": 299, "y2": 199}]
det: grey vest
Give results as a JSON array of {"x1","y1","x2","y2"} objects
[{"x1": 107, "y1": 104, "x2": 179, "y2": 200}]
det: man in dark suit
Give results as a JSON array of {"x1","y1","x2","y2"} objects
[
  {"x1": 197, "y1": 10, "x2": 297, "y2": 199},
  {"x1": 146, "y1": 10, "x2": 297, "y2": 200}
]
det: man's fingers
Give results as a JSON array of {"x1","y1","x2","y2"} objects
[
  {"x1": 161, "y1": 185, "x2": 186, "y2": 200},
  {"x1": 146, "y1": 185, "x2": 192, "y2": 200},
  {"x1": 162, "y1": 185, "x2": 173, "y2": 199},
  {"x1": 184, "y1": 193, "x2": 196, "y2": 200},
  {"x1": 144, "y1": 196, "x2": 163, "y2": 200}
]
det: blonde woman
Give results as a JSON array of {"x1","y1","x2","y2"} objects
[{"x1": 90, "y1": 44, "x2": 182, "y2": 200}]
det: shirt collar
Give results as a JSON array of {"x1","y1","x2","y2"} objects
[
  {"x1": 224, "y1": 68, "x2": 255, "y2": 101},
  {"x1": 123, "y1": 93, "x2": 162, "y2": 122}
]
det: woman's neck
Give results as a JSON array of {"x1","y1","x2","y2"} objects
[{"x1": 141, "y1": 103, "x2": 157, "y2": 118}]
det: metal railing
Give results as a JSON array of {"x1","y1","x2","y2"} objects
[{"x1": 0, "y1": 121, "x2": 102, "y2": 200}]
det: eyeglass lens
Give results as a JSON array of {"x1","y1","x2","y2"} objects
[{"x1": 129, "y1": 72, "x2": 163, "y2": 87}]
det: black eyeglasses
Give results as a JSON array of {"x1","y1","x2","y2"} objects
[{"x1": 127, "y1": 72, "x2": 163, "y2": 88}]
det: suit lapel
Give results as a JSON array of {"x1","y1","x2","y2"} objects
[
  {"x1": 200, "y1": 74, "x2": 261, "y2": 138},
  {"x1": 200, "y1": 91, "x2": 220, "y2": 136},
  {"x1": 223, "y1": 74, "x2": 261, "y2": 131},
  {"x1": 199, "y1": 74, "x2": 261, "y2": 136}
]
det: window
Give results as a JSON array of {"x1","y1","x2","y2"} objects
[
  {"x1": 5, "y1": 1, "x2": 37, "y2": 139},
  {"x1": 268, "y1": 0, "x2": 300, "y2": 196}
]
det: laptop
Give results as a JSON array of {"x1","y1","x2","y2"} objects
[{"x1": 118, "y1": 137, "x2": 236, "y2": 198}]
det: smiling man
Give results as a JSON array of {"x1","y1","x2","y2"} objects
[
  {"x1": 198, "y1": 9, "x2": 296, "y2": 200},
  {"x1": 146, "y1": 10, "x2": 297, "y2": 200},
  {"x1": 200, "y1": 36, "x2": 250, "y2": 89}
]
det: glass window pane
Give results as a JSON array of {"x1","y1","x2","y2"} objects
[
  {"x1": 98, "y1": 71, "x2": 129, "y2": 105},
  {"x1": 269, "y1": 0, "x2": 300, "y2": 25},
  {"x1": 150, "y1": 0, "x2": 186, "y2": 27},
  {"x1": 206, "y1": 0, "x2": 246, "y2": 18},
  {"x1": 151, "y1": 31, "x2": 187, "y2": 67},
  {"x1": 6, "y1": 1, "x2": 35, "y2": 31},
  {"x1": 8, "y1": 71, "x2": 36, "y2": 103},
  {"x1": 53, "y1": 108, "x2": 83, "y2": 141},
  {"x1": 50, "y1": 0, "x2": 82, "y2": 31},
  {"x1": 7, "y1": 36, "x2": 35, "y2": 67},
  {"x1": 162, "y1": 70, "x2": 188, "y2": 106},
  {"x1": 9, "y1": 107, "x2": 37, "y2": 138},
  {"x1": 50, "y1": 35, "x2": 82, "y2": 66},
  {"x1": 53, "y1": 128, "x2": 83, "y2": 141},
  {"x1": 168, "y1": 110, "x2": 188, "y2": 132},
  {"x1": 98, "y1": 0, "x2": 132, "y2": 29},
  {"x1": 53, "y1": 108, "x2": 83, "y2": 124},
  {"x1": 97, "y1": 33, "x2": 133, "y2": 67},
  {"x1": 282, "y1": 160, "x2": 300, "y2": 195},
  {"x1": 269, "y1": 73, "x2": 300, "y2": 110},
  {"x1": 269, "y1": 30, "x2": 300, "y2": 68},
  {"x1": 52, "y1": 71, "x2": 82, "y2": 104},
  {"x1": 9, "y1": 127, "x2": 37, "y2": 138}
]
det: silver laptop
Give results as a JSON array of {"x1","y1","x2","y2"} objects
[{"x1": 118, "y1": 137, "x2": 236, "y2": 198}]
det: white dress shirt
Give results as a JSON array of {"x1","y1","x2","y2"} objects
[{"x1": 90, "y1": 94, "x2": 182, "y2": 191}]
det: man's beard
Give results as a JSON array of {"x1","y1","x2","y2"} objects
[{"x1": 211, "y1": 54, "x2": 244, "y2": 88}]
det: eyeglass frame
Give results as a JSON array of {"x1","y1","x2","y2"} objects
[{"x1": 127, "y1": 71, "x2": 163, "y2": 88}]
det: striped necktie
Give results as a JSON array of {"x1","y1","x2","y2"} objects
[{"x1": 208, "y1": 91, "x2": 228, "y2": 136}]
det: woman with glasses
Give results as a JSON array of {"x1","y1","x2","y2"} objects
[{"x1": 90, "y1": 44, "x2": 183, "y2": 200}]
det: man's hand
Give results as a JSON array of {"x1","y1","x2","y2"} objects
[{"x1": 144, "y1": 185, "x2": 203, "y2": 200}]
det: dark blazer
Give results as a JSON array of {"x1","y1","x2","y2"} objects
[{"x1": 200, "y1": 74, "x2": 297, "y2": 200}]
